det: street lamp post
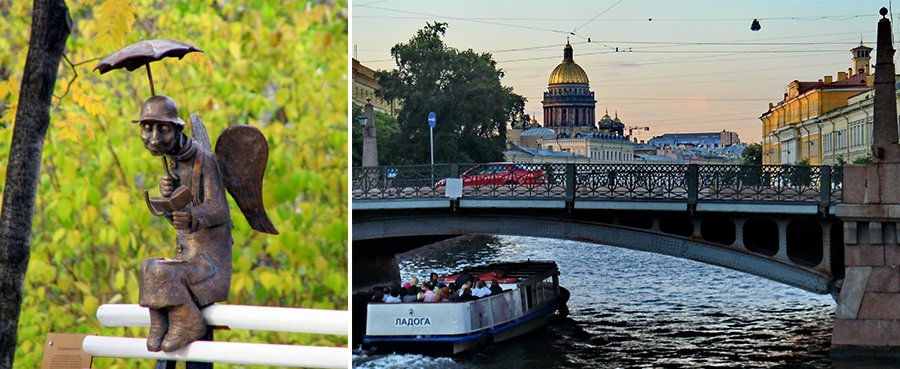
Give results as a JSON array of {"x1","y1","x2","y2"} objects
[
  {"x1": 427, "y1": 112, "x2": 436, "y2": 185},
  {"x1": 427, "y1": 112, "x2": 436, "y2": 166}
]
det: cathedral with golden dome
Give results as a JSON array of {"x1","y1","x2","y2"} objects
[
  {"x1": 507, "y1": 41, "x2": 638, "y2": 164},
  {"x1": 541, "y1": 42, "x2": 597, "y2": 132}
]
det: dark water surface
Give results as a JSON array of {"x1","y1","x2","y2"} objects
[{"x1": 353, "y1": 235, "x2": 845, "y2": 368}]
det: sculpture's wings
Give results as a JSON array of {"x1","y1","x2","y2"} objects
[
  {"x1": 190, "y1": 114, "x2": 212, "y2": 152},
  {"x1": 215, "y1": 125, "x2": 279, "y2": 234}
]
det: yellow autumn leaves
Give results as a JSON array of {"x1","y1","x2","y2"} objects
[{"x1": 0, "y1": 0, "x2": 348, "y2": 367}]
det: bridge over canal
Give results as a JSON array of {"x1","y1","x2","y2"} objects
[{"x1": 353, "y1": 163, "x2": 845, "y2": 294}]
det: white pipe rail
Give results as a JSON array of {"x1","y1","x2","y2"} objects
[
  {"x1": 88, "y1": 304, "x2": 349, "y2": 367},
  {"x1": 96, "y1": 304, "x2": 348, "y2": 335},
  {"x1": 82, "y1": 336, "x2": 347, "y2": 368}
]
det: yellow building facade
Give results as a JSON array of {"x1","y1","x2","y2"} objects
[
  {"x1": 761, "y1": 44, "x2": 873, "y2": 165},
  {"x1": 800, "y1": 83, "x2": 900, "y2": 165},
  {"x1": 352, "y1": 58, "x2": 399, "y2": 116}
]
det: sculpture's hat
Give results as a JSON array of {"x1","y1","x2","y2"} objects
[{"x1": 132, "y1": 95, "x2": 185, "y2": 126}]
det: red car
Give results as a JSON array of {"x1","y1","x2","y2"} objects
[{"x1": 435, "y1": 163, "x2": 546, "y2": 187}]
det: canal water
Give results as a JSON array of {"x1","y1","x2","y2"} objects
[{"x1": 352, "y1": 235, "x2": 858, "y2": 368}]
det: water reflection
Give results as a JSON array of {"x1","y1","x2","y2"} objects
[{"x1": 354, "y1": 235, "x2": 869, "y2": 368}]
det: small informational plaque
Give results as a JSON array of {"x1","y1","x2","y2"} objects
[
  {"x1": 445, "y1": 178, "x2": 462, "y2": 199},
  {"x1": 40, "y1": 333, "x2": 92, "y2": 369}
]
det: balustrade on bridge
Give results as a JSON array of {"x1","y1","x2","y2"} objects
[{"x1": 352, "y1": 163, "x2": 842, "y2": 214}]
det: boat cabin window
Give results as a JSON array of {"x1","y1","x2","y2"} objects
[
  {"x1": 524, "y1": 285, "x2": 533, "y2": 310},
  {"x1": 544, "y1": 276, "x2": 555, "y2": 300}
]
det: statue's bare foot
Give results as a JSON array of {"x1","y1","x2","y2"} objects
[
  {"x1": 146, "y1": 308, "x2": 169, "y2": 352},
  {"x1": 160, "y1": 303, "x2": 206, "y2": 352}
]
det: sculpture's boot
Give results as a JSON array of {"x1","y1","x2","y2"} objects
[
  {"x1": 160, "y1": 303, "x2": 206, "y2": 352},
  {"x1": 146, "y1": 308, "x2": 168, "y2": 351}
]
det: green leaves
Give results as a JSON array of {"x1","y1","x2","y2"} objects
[
  {"x1": 742, "y1": 143, "x2": 762, "y2": 165},
  {"x1": 372, "y1": 23, "x2": 525, "y2": 165}
]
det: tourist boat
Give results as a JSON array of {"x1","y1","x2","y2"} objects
[{"x1": 363, "y1": 260, "x2": 569, "y2": 355}]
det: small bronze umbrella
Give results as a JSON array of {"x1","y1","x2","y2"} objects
[
  {"x1": 94, "y1": 38, "x2": 202, "y2": 96},
  {"x1": 94, "y1": 39, "x2": 203, "y2": 180}
]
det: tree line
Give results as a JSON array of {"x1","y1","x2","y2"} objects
[{"x1": 354, "y1": 22, "x2": 525, "y2": 166}]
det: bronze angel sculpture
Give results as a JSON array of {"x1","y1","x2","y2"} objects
[{"x1": 133, "y1": 95, "x2": 278, "y2": 352}]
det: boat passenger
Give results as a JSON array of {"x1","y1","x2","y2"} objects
[
  {"x1": 431, "y1": 286, "x2": 443, "y2": 302},
  {"x1": 383, "y1": 292, "x2": 401, "y2": 303},
  {"x1": 458, "y1": 287, "x2": 478, "y2": 302},
  {"x1": 423, "y1": 282, "x2": 436, "y2": 302},
  {"x1": 383, "y1": 283, "x2": 402, "y2": 303},
  {"x1": 371, "y1": 289, "x2": 384, "y2": 303},
  {"x1": 457, "y1": 282, "x2": 472, "y2": 297},
  {"x1": 429, "y1": 272, "x2": 442, "y2": 288},
  {"x1": 438, "y1": 286, "x2": 451, "y2": 302},
  {"x1": 489, "y1": 280, "x2": 503, "y2": 295},
  {"x1": 472, "y1": 280, "x2": 491, "y2": 298},
  {"x1": 401, "y1": 288, "x2": 418, "y2": 302},
  {"x1": 400, "y1": 277, "x2": 421, "y2": 302},
  {"x1": 455, "y1": 273, "x2": 474, "y2": 289}
]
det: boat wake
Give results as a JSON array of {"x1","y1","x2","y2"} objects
[{"x1": 352, "y1": 353, "x2": 463, "y2": 369}]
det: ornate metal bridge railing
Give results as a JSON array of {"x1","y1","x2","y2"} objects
[{"x1": 352, "y1": 163, "x2": 843, "y2": 209}]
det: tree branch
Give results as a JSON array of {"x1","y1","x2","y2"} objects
[{"x1": 52, "y1": 53, "x2": 76, "y2": 105}]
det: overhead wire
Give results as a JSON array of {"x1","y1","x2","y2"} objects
[
  {"x1": 352, "y1": 13, "x2": 876, "y2": 22},
  {"x1": 354, "y1": 4, "x2": 881, "y2": 137},
  {"x1": 510, "y1": 60, "x2": 840, "y2": 83},
  {"x1": 496, "y1": 48, "x2": 844, "y2": 64},
  {"x1": 355, "y1": 4, "x2": 573, "y2": 36},
  {"x1": 356, "y1": 4, "x2": 878, "y2": 68},
  {"x1": 499, "y1": 32, "x2": 873, "y2": 73},
  {"x1": 593, "y1": 97, "x2": 772, "y2": 101},
  {"x1": 572, "y1": 0, "x2": 627, "y2": 33},
  {"x1": 492, "y1": 31, "x2": 873, "y2": 64}
]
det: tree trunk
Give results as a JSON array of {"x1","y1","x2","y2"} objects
[{"x1": 0, "y1": 1, "x2": 70, "y2": 368}]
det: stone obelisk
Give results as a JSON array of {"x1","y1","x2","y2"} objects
[
  {"x1": 362, "y1": 100, "x2": 378, "y2": 167},
  {"x1": 833, "y1": 7, "x2": 900, "y2": 356}
]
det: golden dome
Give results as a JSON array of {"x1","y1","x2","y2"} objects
[
  {"x1": 548, "y1": 43, "x2": 590, "y2": 85},
  {"x1": 600, "y1": 108, "x2": 611, "y2": 121}
]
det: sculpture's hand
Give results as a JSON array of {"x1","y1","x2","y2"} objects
[
  {"x1": 160, "y1": 174, "x2": 175, "y2": 198},
  {"x1": 172, "y1": 210, "x2": 192, "y2": 230}
]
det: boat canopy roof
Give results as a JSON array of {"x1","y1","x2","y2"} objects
[{"x1": 452, "y1": 261, "x2": 558, "y2": 282}]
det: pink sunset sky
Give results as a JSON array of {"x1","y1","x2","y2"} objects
[{"x1": 352, "y1": 0, "x2": 896, "y2": 143}]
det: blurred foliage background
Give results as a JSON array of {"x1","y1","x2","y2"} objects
[{"x1": 0, "y1": 0, "x2": 347, "y2": 367}]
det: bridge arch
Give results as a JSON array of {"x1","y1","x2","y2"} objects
[{"x1": 354, "y1": 215, "x2": 835, "y2": 294}]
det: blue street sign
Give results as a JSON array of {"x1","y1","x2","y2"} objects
[
  {"x1": 428, "y1": 112, "x2": 436, "y2": 128},
  {"x1": 385, "y1": 168, "x2": 398, "y2": 179}
]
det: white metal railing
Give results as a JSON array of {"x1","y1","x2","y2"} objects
[{"x1": 83, "y1": 304, "x2": 348, "y2": 368}]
